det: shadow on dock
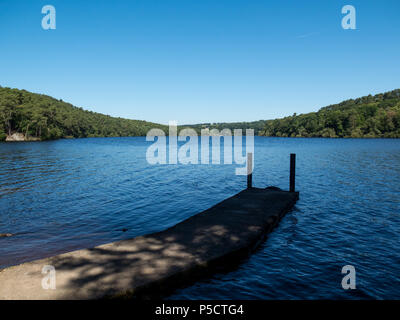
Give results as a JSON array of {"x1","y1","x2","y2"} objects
[{"x1": 0, "y1": 187, "x2": 299, "y2": 300}]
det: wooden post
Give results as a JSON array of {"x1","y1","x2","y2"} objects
[
  {"x1": 247, "y1": 153, "x2": 253, "y2": 189},
  {"x1": 290, "y1": 153, "x2": 296, "y2": 192}
]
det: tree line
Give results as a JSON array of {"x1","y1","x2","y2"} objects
[
  {"x1": 0, "y1": 86, "x2": 166, "y2": 141},
  {"x1": 260, "y1": 89, "x2": 400, "y2": 138},
  {"x1": 184, "y1": 120, "x2": 267, "y2": 136},
  {"x1": 1, "y1": 86, "x2": 399, "y2": 141},
  {"x1": 190, "y1": 89, "x2": 400, "y2": 138}
]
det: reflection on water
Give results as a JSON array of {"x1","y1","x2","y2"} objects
[{"x1": 0, "y1": 137, "x2": 399, "y2": 299}]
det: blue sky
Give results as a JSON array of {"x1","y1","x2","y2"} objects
[{"x1": 0, "y1": 0, "x2": 399, "y2": 124}]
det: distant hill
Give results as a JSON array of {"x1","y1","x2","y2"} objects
[
  {"x1": 182, "y1": 120, "x2": 267, "y2": 136},
  {"x1": 189, "y1": 89, "x2": 400, "y2": 138},
  {"x1": 0, "y1": 86, "x2": 167, "y2": 141},
  {"x1": 1, "y1": 86, "x2": 399, "y2": 141},
  {"x1": 260, "y1": 89, "x2": 400, "y2": 138}
]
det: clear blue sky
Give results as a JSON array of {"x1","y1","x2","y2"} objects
[{"x1": 0, "y1": 0, "x2": 399, "y2": 124}]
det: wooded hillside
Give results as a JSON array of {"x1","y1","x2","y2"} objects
[
  {"x1": 0, "y1": 86, "x2": 166, "y2": 141},
  {"x1": 261, "y1": 89, "x2": 400, "y2": 138}
]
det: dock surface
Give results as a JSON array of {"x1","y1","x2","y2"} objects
[{"x1": 0, "y1": 187, "x2": 298, "y2": 300}]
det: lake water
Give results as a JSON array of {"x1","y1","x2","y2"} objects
[{"x1": 1, "y1": 137, "x2": 399, "y2": 299}]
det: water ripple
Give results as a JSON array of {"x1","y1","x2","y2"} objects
[{"x1": 1, "y1": 137, "x2": 399, "y2": 299}]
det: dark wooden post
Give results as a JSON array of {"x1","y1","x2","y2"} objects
[
  {"x1": 247, "y1": 153, "x2": 253, "y2": 189},
  {"x1": 290, "y1": 153, "x2": 296, "y2": 192}
]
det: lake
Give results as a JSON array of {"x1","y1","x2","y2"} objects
[{"x1": 0, "y1": 137, "x2": 399, "y2": 299}]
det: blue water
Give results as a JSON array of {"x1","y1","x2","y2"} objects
[{"x1": 1, "y1": 137, "x2": 399, "y2": 299}]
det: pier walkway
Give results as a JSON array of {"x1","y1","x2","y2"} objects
[{"x1": 0, "y1": 187, "x2": 299, "y2": 299}]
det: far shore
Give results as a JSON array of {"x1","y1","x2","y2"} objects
[{"x1": 2, "y1": 131, "x2": 399, "y2": 143}]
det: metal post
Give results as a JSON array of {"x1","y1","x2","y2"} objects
[
  {"x1": 247, "y1": 153, "x2": 253, "y2": 189},
  {"x1": 290, "y1": 153, "x2": 296, "y2": 192}
]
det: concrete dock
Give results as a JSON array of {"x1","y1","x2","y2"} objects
[{"x1": 0, "y1": 187, "x2": 299, "y2": 300}]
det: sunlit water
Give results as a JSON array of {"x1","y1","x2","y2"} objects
[{"x1": 1, "y1": 137, "x2": 399, "y2": 299}]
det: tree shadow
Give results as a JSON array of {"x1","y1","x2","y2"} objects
[{"x1": 43, "y1": 188, "x2": 298, "y2": 299}]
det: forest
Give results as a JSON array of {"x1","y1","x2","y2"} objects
[
  {"x1": 0, "y1": 86, "x2": 166, "y2": 141},
  {"x1": 1, "y1": 86, "x2": 399, "y2": 141},
  {"x1": 184, "y1": 120, "x2": 267, "y2": 136},
  {"x1": 190, "y1": 89, "x2": 400, "y2": 138},
  {"x1": 260, "y1": 89, "x2": 400, "y2": 138}
]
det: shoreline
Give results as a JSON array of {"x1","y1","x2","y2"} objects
[{"x1": 2, "y1": 133, "x2": 399, "y2": 143}]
